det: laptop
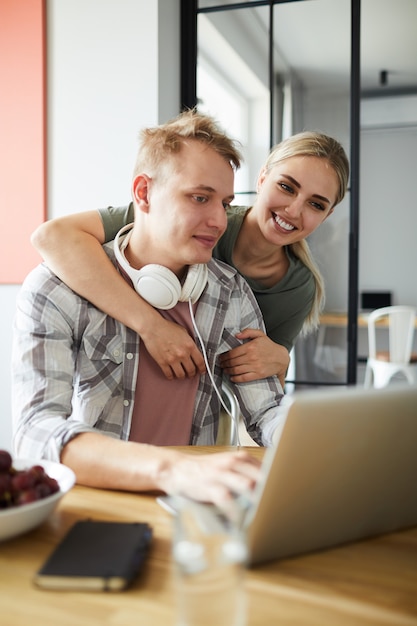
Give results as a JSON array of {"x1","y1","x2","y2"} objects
[
  {"x1": 245, "y1": 384, "x2": 417, "y2": 565},
  {"x1": 159, "y1": 384, "x2": 417, "y2": 566}
]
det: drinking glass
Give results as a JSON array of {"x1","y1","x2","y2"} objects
[{"x1": 172, "y1": 497, "x2": 248, "y2": 626}]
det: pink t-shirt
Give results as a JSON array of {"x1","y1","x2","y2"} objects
[{"x1": 128, "y1": 302, "x2": 200, "y2": 445}]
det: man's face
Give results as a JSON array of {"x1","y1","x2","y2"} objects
[{"x1": 133, "y1": 140, "x2": 235, "y2": 275}]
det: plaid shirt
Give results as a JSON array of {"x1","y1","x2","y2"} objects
[{"x1": 12, "y1": 247, "x2": 284, "y2": 462}]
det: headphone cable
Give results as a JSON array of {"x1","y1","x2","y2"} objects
[{"x1": 188, "y1": 300, "x2": 241, "y2": 448}]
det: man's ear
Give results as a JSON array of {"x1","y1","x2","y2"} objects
[{"x1": 132, "y1": 174, "x2": 151, "y2": 212}]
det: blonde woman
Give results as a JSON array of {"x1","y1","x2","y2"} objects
[{"x1": 32, "y1": 130, "x2": 349, "y2": 389}]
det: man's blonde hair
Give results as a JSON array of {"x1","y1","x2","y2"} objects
[{"x1": 133, "y1": 109, "x2": 242, "y2": 179}]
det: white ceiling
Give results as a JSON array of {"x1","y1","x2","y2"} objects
[{"x1": 200, "y1": 0, "x2": 417, "y2": 97}]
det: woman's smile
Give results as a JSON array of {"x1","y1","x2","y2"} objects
[{"x1": 273, "y1": 213, "x2": 296, "y2": 232}]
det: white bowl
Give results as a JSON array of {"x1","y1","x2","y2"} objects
[{"x1": 0, "y1": 458, "x2": 75, "y2": 542}]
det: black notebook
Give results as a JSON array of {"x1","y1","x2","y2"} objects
[{"x1": 34, "y1": 520, "x2": 153, "y2": 591}]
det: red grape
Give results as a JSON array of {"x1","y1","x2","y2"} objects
[
  {"x1": 15, "y1": 489, "x2": 39, "y2": 505},
  {"x1": 0, "y1": 450, "x2": 12, "y2": 472},
  {"x1": 0, "y1": 449, "x2": 60, "y2": 510}
]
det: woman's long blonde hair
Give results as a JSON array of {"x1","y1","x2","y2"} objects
[{"x1": 264, "y1": 131, "x2": 350, "y2": 334}]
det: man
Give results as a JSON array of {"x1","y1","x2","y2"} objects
[{"x1": 12, "y1": 110, "x2": 284, "y2": 506}]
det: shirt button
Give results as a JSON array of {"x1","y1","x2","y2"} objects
[
  {"x1": 113, "y1": 349, "x2": 120, "y2": 357},
  {"x1": 123, "y1": 400, "x2": 130, "y2": 407},
  {"x1": 126, "y1": 353, "x2": 133, "y2": 360}
]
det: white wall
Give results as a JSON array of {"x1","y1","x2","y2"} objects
[
  {"x1": 300, "y1": 92, "x2": 417, "y2": 383},
  {"x1": 304, "y1": 92, "x2": 417, "y2": 313},
  {"x1": 303, "y1": 91, "x2": 351, "y2": 312},
  {"x1": 48, "y1": 0, "x2": 179, "y2": 218},
  {"x1": 359, "y1": 125, "x2": 417, "y2": 307},
  {"x1": 0, "y1": 0, "x2": 180, "y2": 451}
]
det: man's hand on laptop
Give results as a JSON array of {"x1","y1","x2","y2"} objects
[{"x1": 161, "y1": 450, "x2": 262, "y2": 508}]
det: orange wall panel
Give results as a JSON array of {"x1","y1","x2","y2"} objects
[{"x1": 0, "y1": 0, "x2": 46, "y2": 283}]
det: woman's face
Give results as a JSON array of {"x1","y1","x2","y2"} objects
[{"x1": 253, "y1": 155, "x2": 339, "y2": 247}]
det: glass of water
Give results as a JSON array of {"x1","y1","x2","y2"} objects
[{"x1": 172, "y1": 497, "x2": 248, "y2": 626}]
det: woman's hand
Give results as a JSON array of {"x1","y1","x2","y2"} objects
[{"x1": 219, "y1": 328, "x2": 289, "y2": 389}]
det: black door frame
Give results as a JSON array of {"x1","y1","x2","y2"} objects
[{"x1": 180, "y1": 0, "x2": 360, "y2": 386}]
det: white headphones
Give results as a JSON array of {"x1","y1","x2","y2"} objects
[{"x1": 113, "y1": 224, "x2": 208, "y2": 310}]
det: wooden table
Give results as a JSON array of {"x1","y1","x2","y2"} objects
[
  {"x1": 1, "y1": 447, "x2": 416, "y2": 626},
  {"x1": 320, "y1": 311, "x2": 417, "y2": 329},
  {"x1": 315, "y1": 312, "x2": 417, "y2": 367}
]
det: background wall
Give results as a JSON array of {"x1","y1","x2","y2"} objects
[
  {"x1": 310, "y1": 94, "x2": 417, "y2": 313},
  {"x1": 359, "y1": 125, "x2": 417, "y2": 305},
  {"x1": 47, "y1": 0, "x2": 179, "y2": 218},
  {"x1": 303, "y1": 91, "x2": 351, "y2": 313},
  {"x1": 304, "y1": 93, "x2": 417, "y2": 383},
  {"x1": 0, "y1": 0, "x2": 180, "y2": 450}
]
